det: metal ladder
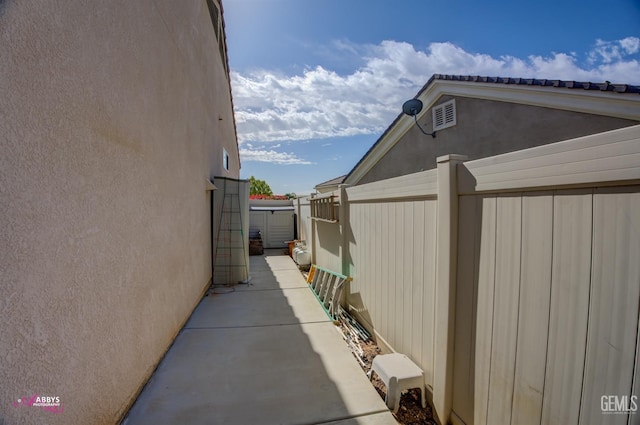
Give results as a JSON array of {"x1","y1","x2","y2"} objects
[{"x1": 307, "y1": 265, "x2": 352, "y2": 320}]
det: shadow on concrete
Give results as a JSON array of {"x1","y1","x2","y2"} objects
[{"x1": 121, "y1": 252, "x2": 394, "y2": 425}]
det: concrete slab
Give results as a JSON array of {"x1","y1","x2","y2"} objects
[
  {"x1": 185, "y1": 288, "x2": 330, "y2": 328},
  {"x1": 263, "y1": 254, "x2": 300, "y2": 271},
  {"x1": 247, "y1": 258, "x2": 274, "y2": 273},
  {"x1": 123, "y1": 323, "x2": 393, "y2": 425},
  {"x1": 239, "y1": 269, "x2": 309, "y2": 291},
  {"x1": 322, "y1": 412, "x2": 399, "y2": 425},
  {"x1": 122, "y1": 254, "x2": 397, "y2": 425},
  {"x1": 247, "y1": 257, "x2": 299, "y2": 274}
]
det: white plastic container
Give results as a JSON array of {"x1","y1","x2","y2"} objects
[{"x1": 293, "y1": 246, "x2": 311, "y2": 266}]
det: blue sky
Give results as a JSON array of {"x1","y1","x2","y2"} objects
[{"x1": 223, "y1": 0, "x2": 640, "y2": 195}]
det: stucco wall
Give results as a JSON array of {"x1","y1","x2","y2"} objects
[
  {"x1": 0, "y1": 1, "x2": 238, "y2": 424},
  {"x1": 359, "y1": 95, "x2": 638, "y2": 184}
]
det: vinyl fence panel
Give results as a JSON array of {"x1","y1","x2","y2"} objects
[
  {"x1": 307, "y1": 125, "x2": 640, "y2": 425},
  {"x1": 579, "y1": 187, "x2": 640, "y2": 425},
  {"x1": 511, "y1": 192, "x2": 553, "y2": 425}
]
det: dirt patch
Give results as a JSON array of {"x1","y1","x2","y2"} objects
[{"x1": 336, "y1": 321, "x2": 437, "y2": 425}]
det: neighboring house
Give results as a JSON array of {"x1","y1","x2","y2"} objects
[
  {"x1": 346, "y1": 74, "x2": 639, "y2": 185},
  {"x1": 304, "y1": 75, "x2": 640, "y2": 425},
  {"x1": 0, "y1": 1, "x2": 239, "y2": 424},
  {"x1": 314, "y1": 175, "x2": 346, "y2": 194}
]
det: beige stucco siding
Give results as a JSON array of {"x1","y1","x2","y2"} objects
[
  {"x1": 1, "y1": 1, "x2": 238, "y2": 424},
  {"x1": 359, "y1": 96, "x2": 639, "y2": 184}
]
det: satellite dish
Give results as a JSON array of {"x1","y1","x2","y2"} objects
[
  {"x1": 402, "y1": 98, "x2": 423, "y2": 116},
  {"x1": 401, "y1": 98, "x2": 436, "y2": 138}
]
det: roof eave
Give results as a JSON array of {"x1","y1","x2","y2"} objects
[{"x1": 344, "y1": 77, "x2": 640, "y2": 186}]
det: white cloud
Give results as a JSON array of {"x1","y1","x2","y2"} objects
[
  {"x1": 589, "y1": 36, "x2": 640, "y2": 64},
  {"x1": 232, "y1": 37, "x2": 640, "y2": 144},
  {"x1": 620, "y1": 36, "x2": 640, "y2": 55},
  {"x1": 239, "y1": 148, "x2": 312, "y2": 165}
]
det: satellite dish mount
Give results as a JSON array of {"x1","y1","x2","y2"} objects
[{"x1": 402, "y1": 98, "x2": 436, "y2": 138}]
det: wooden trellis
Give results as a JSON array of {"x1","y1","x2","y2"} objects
[{"x1": 310, "y1": 195, "x2": 338, "y2": 223}]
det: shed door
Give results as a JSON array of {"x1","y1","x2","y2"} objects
[{"x1": 265, "y1": 211, "x2": 294, "y2": 248}]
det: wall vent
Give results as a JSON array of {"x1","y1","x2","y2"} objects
[{"x1": 432, "y1": 99, "x2": 456, "y2": 131}]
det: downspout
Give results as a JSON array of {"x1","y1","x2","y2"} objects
[
  {"x1": 211, "y1": 187, "x2": 215, "y2": 281},
  {"x1": 206, "y1": 179, "x2": 218, "y2": 284}
]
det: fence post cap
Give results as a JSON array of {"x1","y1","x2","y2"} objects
[{"x1": 436, "y1": 154, "x2": 468, "y2": 163}]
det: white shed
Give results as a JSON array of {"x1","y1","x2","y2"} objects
[{"x1": 249, "y1": 200, "x2": 295, "y2": 249}]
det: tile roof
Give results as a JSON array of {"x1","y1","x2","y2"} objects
[{"x1": 422, "y1": 74, "x2": 640, "y2": 94}]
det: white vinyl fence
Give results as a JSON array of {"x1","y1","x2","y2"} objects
[{"x1": 299, "y1": 124, "x2": 640, "y2": 425}]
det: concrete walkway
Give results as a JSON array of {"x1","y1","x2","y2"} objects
[{"x1": 122, "y1": 251, "x2": 397, "y2": 425}]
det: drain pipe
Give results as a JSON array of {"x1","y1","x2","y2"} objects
[{"x1": 207, "y1": 179, "x2": 217, "y2": 285}]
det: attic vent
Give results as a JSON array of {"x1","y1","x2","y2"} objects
[{"x1": 432, "y1": 99, "x2": 456, "y2": 131}]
